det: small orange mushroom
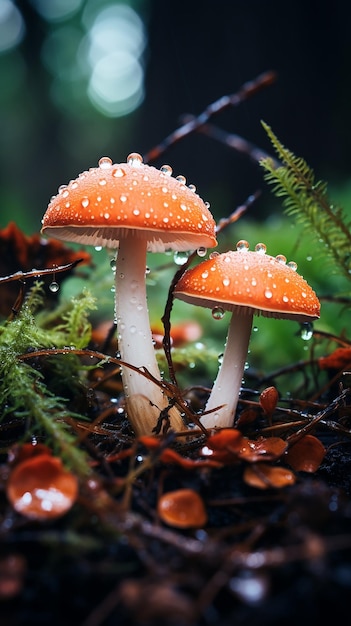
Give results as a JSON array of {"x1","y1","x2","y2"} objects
[
  {"x1": 7, "y1": 454, "x2": 78, "y2": 520},
  {"x1": 174, "y1": 241, "x2": 320, "y2": 429},
  {"x1": 157, "y1": 488, "x2": 207, "y2": 528}
]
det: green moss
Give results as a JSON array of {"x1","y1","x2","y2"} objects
[{"x1": 0, "y1": 282, "x2": 97, "y2": 475}]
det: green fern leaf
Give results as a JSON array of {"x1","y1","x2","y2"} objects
[{"x1": 260, "y1": 121, "x2": 351, "y2": 284}]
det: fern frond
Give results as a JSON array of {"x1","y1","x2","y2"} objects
[{"x1": 260, "y1": 121, "x2": 351, "y2": 284}]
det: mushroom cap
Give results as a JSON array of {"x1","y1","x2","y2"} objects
[
  {"x1": 157, "y1": 488, "x2": 208, "y2": 528},
  {"x1": 41, "y1": 154, "x2": 217, "y2": 253},
  {"x1": 174, "y1": 245, "x2": 320, "y2": 322}
]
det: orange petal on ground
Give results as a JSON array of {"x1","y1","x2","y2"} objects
[
  {"x1": 158, "y1": 489, "x2": 207, "y2": 528},
  {"x1": 7, "y1": 454, "x2": 78, "y2": 520},
  {"x1": 259, "y1": 386, "x2": 279, "y2": 415},
  {"x1": 244, "y1": 463, "x2": 296, "y2": 489},
  {"x1": 318, "y1": 347, "x2": 351, "y2": 370},
  {"x1": 286, "y1": 435, "x2": 326, "y2": 472},
  {"x1": 239, "y1": 437, "x2": 287, "y2": 462}
]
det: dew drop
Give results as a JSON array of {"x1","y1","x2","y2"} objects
[
  {"x1": 113, "y1": 167, "x2": 126, "y2": 178},
  {"x1": 160, "y1": 164, "x2": 172, "y2": 176},
  {"x1": 49, "y1": 281, "x2": 59, "y2": 293},
  {"x1": 99, "y1": 178, "x2": 107, "y2": 186},
  {"x1": 222, "y1": 278, "x2": 230, "y2": 287},
  {"x1": 218, "y1": 353, "x2": 224, "y2": 364},
  {"x1": 255, "y1": 242, "x2": 267, "y2": 254},
  {"x1": 95, "y1": 245, "x2": 102, "y2": 252},
  {"x1": 127, "y1": 152, "x2": 143, "y2": 166},
  {"x1": 174, "y1": 251, "x2": 189, "y2": 265},
  {"x1": 120, "y1": 195, "x2": 127, "y2": 203},
  {"x1": 197, "y1": 246, "x2": 207, "y2": 257},
  {"x1": 130, "y1": 325, "x2": 137, "y2": 334},
  {"x1": 133, "y1": 209, "x2": 140, "y2": 216},
  {"x1": 212, "y1": 306, "x2": 225, "y2": 320},
  {"x1": 176, "y1": 175, "x2": 186, "y2": 185},
  {"x1": 275, "y1": 254, "x2": 287, "y2": 264},
  {"x1": 209, "y1": 251, "x2": 220, "y2": 259},
  {"x1": 98, "y1": 156, "x2": 112, "y2": 169},
  {"x1": 205, "y1": 201, "x2": 211, "y2": 209},
  {"x1": 110, "y1": 258, "x2": 116, "y2": 271},
  {"x1": 264, "y1": 289, "x2": 273, "y2": 299},
  {"x1": 201, "y1": 270, "x2": 209, "y2": 279},
  {"x1": 81, "y1": 197, "x2": 89, "y2": 208},
  {"x1": 145, "y1": 266, "x2": 151, "y2": 274},
  {"x1": 287, "y1": 261, "x2": 298, "y2": 271},
  {"x1": 188, "y1": 183, "x2": 196, "y2": 192},
  {"x1": 236, "y1": 240, "x2": 250, "y2": 251},
  {"x1": 300, "y1": 322, "x2": 313, "y2": 341}
]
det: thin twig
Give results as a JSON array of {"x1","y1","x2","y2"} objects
[
  {"x1": 0, "y1": 259, "x2": 83, "y2": 284},
  {"x1": 143, "y1": 70, "x2": 277, "y2": 163}
]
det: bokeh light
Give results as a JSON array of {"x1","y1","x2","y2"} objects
[
  {"x1": 82, "y1": 4, "x2": 146, "y2": 117},
  {"x1": 29, "y1": 0, "x2": 84, "y2": 22},
  {"x1": 38, "y1": 1, "x2": 147, "y2": 118},
  {"x1": 0, "y1": 0, "x2": 25, "y2": 54}
]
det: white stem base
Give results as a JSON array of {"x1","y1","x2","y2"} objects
[
  {"x1": 202, "y1": 311, "x2": 253, "y2": 429},
  {"x1": 115, "y1": 237, "x2": 184, "y2": 436}
]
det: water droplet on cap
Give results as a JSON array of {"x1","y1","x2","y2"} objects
[
  {"x1": 197, "y1": 246, "x2": 207, "y2": 257},
  {"x1": 127, "y1": 152, "x2": 143, "y2": 166},
  {"x1": 176, "y1": 175, "x2": 186, "y2": 185},
  {"x1": 287, "y1": 261, "x2": 298, "y2": 271},
  {"x1": 255, "y1": 243, "x2": 267, "y2": 254},
  {"x1": 98, "y1": 156, "x2": 112, "y2": 169},
  {"x1": 236, "y1": 240, "x2": 250, "y2": 251},
  {"x1": 300, "y1": 322, "x2": 313, "y2": 341},
  {"x1": 49, "y1": 281, "x2": 59, "y2": 293},
  {"x1": 113, "y1": 167, "x2": 126, "y2": 178},
  {"x1": 160, "y1": 164, "x2": 172, "y2": 176},
  {"x1": 275, "y1": 254, "x2": 287, "y2": 264},
  {"x1": 81, "y1": 197, "x2": 89, "y2": 208},
  {"x1": 212, "y1": 306, "x2": 225, "y2": 320},
  {"x1": 174, "y1": 251, "x2": 189, "y2": 265}
]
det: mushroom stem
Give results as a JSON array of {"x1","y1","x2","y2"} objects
[
  {"x1": 115, "y1": 237, "x2": 184, "y2": 435},
  {"x1": 202, "y1": 310, "x2": 253, "y2": 429}
]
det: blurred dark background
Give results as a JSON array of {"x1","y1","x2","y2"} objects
[{"x1": 1, "y1": 0, "x2": 350, "y2": 233}]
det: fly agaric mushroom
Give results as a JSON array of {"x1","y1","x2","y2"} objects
[
  {"x1": 41, "y1": 154, "x2": 217, "y2": 436},
  {"x1": 174, "y1": 241, "x2": 320, "y2": 429}
]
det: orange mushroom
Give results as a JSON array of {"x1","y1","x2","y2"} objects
[
  {"x1": 7, "y1": 454, "x2": 78, "y2": 520},
  {"x1": 157, "y1": 488, "x2": 207, "y2": 528},
  {"x1": 174, "y1": 241, "x2": 320, "y2": 429},
  {"x1": 41, "y1": 154, "x2": 217, "y2": 436}
]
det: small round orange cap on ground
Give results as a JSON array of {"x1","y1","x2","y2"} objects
[
  {"x1": 157, "y1": 488, "x2": 208, "y2": 529},
  {"x1": 7, "y1": 454, "x2": 78, "y2": 520}
]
